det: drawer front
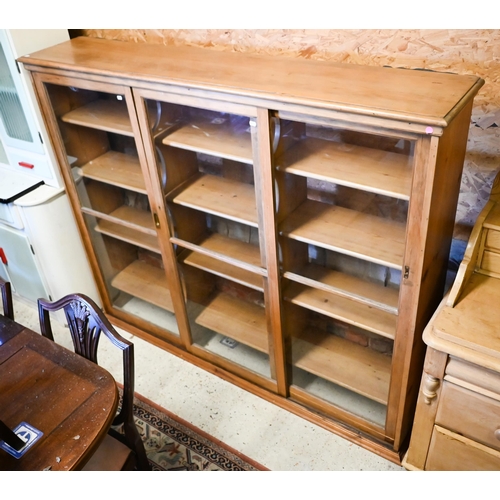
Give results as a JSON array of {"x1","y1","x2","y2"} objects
[
  {"x1": 485, "y1": 228, "x2": 500, "y2": 252},
  {"x1": 481, "y1": 250, "x2": 500, "y2": 275},
  {"x1": 436, "y1": 381, "x2": 500, "y2": 451},
  {"x1": 0, "y1": 202, "x2": 23, "y2": 228},
  {"x1": 426, "y1": 426, "x2": 500, "y2": 471},
  {"x1": 7, "y1": 148, "x2": 53, "y2": 181}
]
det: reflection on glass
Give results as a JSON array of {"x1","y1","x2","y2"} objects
[
  {"x1": 44, "y1": 83, "x2": 178, "y2": 335},
  {"x1": 182, "y1": 264, "x2": 271, "y2": 378},
  {"x1": 276, "y1": 119, "x2": 413, "y2": 425},
  {"x1": 144, "y1": 98, "x2": 273, "y2": 377}
]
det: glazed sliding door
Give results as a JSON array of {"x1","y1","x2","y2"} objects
[
  {"x1": 134, "y1": 89, "x2": 281, "y2": 391},
  {"x1": 272, "y1": 112, "x2": 414, "y2": 437},
  {"x1": 32, "y1": 74, "x2": 180, "y2": 340}
]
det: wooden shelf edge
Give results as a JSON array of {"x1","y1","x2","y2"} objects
[
  {"x1": 162, "y1": 117, "x2": 253, "y2": 164},
  {"x1": 285, "y1": 282, "x2": 397, "y2": 340},
  {"x1": 291, "y1": 330, "x2": 391, "y2": 405},
  {"x1": 280, "y1": 199, "x2": 406, "y2": 270},
  {"x1": 193, "y1": 292, "x2": 269, "y2": 354},
  {"x1": 94, "y1": 219, "x2": 161, "y2": 254},
  {"x1": 172, "y1": 232, "x2": 266, "y2": 279},
  {"x1": 82, "y1": 205, "x2": 156, "y2": 236},
  {"x1": 80, "y1": 151, "x2": 147, "y2": 194},
  {"x1": 61, "y1": 99, "x2": 134, "y2": 136},
  {"x1": 111, "y1": 260, "x2": 174, "y2": 312},
  {"x1": 181, "y1": 250, "x2": 264, "y2": 292},
  {"x1": 284, "y1": 266, "x2": 399, "y2": 315},
  {"x1": 168, "y1": 173, "x2": 259, "y2": 227},
  {"x1": 277, "y1": 136, "x2": 412, "y2": 201}
]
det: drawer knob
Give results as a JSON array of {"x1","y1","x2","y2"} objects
[
  {"x1": 422, "y1": 373, "x2": 440, "y2": 405},
  {"x1": 495, "y1": 429, "x2": 500, "y2": 440},
  {"x1": 18, "y1": 161, "x2": 35, "y2": 169}
]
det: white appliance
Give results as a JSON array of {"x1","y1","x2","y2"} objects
[{"x1": 0, "y1": 29, "x2": 99, "y2": 307}]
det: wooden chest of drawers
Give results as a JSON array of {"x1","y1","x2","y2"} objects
[{"x1": 404, "y1": 173, "x2": 500, "y2": 470}]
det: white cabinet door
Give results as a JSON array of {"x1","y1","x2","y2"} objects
[
  {"x1": 0, "y1": 224, "x2": 49, "y2": 302},
  {"x1": 0, "y1": 31, "x2": 44, "y2": 155}
]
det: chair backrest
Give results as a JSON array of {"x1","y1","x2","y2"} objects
[
  {"x1": 37, "y1": 293, "x2": 134, "y2": 429},
  {"x1": 0, "y1": 278, "x2": 14, "y2": 320}
]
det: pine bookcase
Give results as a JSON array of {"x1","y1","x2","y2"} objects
[{"x1": 20, "y1": 37, "x2": 483, "y2": 462}]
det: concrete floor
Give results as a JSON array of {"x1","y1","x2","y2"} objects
[{"x1": 12, "y1": 295, "x2": 403, "y2": 471}]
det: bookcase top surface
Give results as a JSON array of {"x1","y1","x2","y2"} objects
[{"x1": 19, "y1": 36, "x2": 484, "y2": 127}]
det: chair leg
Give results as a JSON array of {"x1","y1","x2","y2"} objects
[
  {"x1": 1, "y1": 281, "x2": 14, "y2": 320},
  {"x1": 123, "y1": 419, "x2": 151, "y2": 471}
]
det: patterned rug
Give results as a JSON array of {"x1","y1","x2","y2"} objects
[{"x1": 130, "y1": 392, "x2": 267, "y2": 471}]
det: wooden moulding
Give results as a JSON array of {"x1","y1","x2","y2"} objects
[
  {"x1": 280, "y1": 199, "x2": 406, "y2": 270},
  {"x1": 433, "y1": 273, "x2": 500, "y2": 361},
  {"x1": 19, "y1": 37, "x2": 483, "y2": 129},
  {"x1": 277, "y1": 136, "x2": 413, "y2": 201},
  {"x1": 111, "y1": 260, "x2": 174, "y2": 312}
]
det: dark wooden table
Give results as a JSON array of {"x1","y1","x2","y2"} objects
[{"x1": 0, "y1": 314, "x2": 118, "y2": 470}]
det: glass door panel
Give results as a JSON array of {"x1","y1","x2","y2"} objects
[
  {"x1": 275, "y1": 116, "x2": 414, "y2": 426},
  {"x1": 0, "y1": 36, "x2": 42, "y2": 154},
  {"x1": 42, "y1": 81, "x2": 179, "y2": 335},
  {"x1": 181, "y1": 263, "x2": 271, "y2": 378},
  {"x1": 141, "y1": 96, "x2": 273, "y2": 380}
]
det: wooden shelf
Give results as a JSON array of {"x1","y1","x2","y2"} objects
[
  {"x1": 291, "y1": 328, "x2": 391, "y2": 405},
  {"x1": 162, "y1": 117, "x2": 252, "y2": 164},
  {"x1": 284, "y1": 281, "x2": 397, "y2": 339},
  {"x1": 280, "y1": 199, "x2": 406, "y2": 269},
  {"x1": 181, "y1": 233, "x2": 263, "y2": 291},
  {"x1": 80, "y1": 151, "x2": 147, "y2": 194},
  {"x1": 61, "y1": 99, "x2": 133, "y2": 136},
  {"x1": 169, "y1": 173, "x2": 258, "y2": 227},
  {"x1": 182, "y1": 250, "x2": 264, "y2": 292},
  {"x1": 277, "y1": 137, "x2": 412, "y2": 200},
  {"x1": 82, "y1": 205, "x2": 156, "y2": 236},
  {"x1": 195, "y1": 232, "x2": 262, "y2": 266},
  {"x1": 95, "y1": 219, "x2": 161, "y2": 253},
  {"x1": 111, "y1": 260, "x2": 174, "y2": 312},
  {"x1": 284, "y1": 263, "x2": 399, "y2": 314},
  {"x1": 194, "y1": 292, "x2": 269, "y2": 353}
]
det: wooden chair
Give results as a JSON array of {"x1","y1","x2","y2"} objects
[
  {"x1": 37, "y1": 293, "x2": 151, "y2": 471},
  {"x1": 0, "y1": 278, "x2": 14, "y2": 320}
]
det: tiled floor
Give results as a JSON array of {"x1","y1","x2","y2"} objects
[{"x1": 12, "y1": 295, "x2": 403, "y2": 471}]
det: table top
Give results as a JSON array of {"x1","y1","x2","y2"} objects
[
  {"x1": 0, "y1": 315, "x2": 118, "y2": 471},
  {"x1": 0, "y1": 167, "x2": 44, "y2": 204}
]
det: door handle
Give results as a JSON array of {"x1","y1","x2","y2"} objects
[{"x1": 0, "y1": 248, "x2": 7, "y2": 265}]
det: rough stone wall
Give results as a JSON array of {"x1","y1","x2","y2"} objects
[{"x1": 80, "y1": 29, "x2": 500, "y2": 239}]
